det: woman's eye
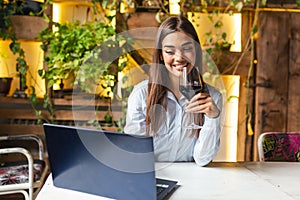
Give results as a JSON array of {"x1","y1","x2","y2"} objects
[
  {"x1": 164, "y1": 50, "x2": 175, "y2": 54},
  {"x1": 182, "y1": 47, "x2": 193, "y2": 51}
]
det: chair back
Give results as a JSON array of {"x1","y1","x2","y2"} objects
[{"x1": 258, "y1": 132, "x2": 300, "y2": 162}]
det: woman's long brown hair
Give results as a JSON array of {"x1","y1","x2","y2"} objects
[{"x1": 146, "y1": 15, "x2": 203, "y2": 135}]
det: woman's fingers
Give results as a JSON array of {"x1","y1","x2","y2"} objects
[
  {"x1": 186, "y1": 93, "x2": 209, "y2": 109},
  {"x1": 186, "y1": 96, "x2": 209, "y2": 112},
  {"x1": 186, "y1": 93, "x2": 219, "y2": 118}
]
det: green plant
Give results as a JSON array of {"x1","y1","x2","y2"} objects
[
  {"x1": 38, "y1": 21, "x2": 116, "y2": 89},
  {"x1": 0, "y1": 0, "x2": 50, "y2": 114},
  {"x1": 37, "y1": 18, "x2": 133, "y2": 124},
  {"x1": 1, "y1": 0, "x2": 50, "y2": 85},
  {"x1": 38, "y1": 19, "x2": 133, "y2": 92},
  {"x1": 0, "y1": 0, "x2": 29, "y2": 91}
]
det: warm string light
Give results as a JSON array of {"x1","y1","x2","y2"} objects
[{"x1": 169, "y1": 0, "x2": 181, "y2": 15}]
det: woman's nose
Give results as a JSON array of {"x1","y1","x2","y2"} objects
[{"x1": 174, "y1": 51, "x2": 184, "y2": 61}]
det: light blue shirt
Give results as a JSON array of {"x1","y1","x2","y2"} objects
[{"x1": 124, "y1": 80, "x2": 222, "y2": 167}]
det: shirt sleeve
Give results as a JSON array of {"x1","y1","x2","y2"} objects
[
  {"x1": 124, "y1": 82, "x2": 147, "y2": 136},
  {"x1": 193, "y1": 88, "x2": 223, "y2": 167}
]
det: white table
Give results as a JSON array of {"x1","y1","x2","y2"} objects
[{"x1": 36, "y1": 162, "x2": 300, "y2": 200}]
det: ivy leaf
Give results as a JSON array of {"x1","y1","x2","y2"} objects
[
  {"x1": 222, "y1": 32, "x2": 227, "y2": 40},
  {"x1": 35, "y1": 110, "x2": 41, "y2": 117},
  {"x1": 38, "y1": 69, "x2": 44, "y2": 77},
  {"x1": 261, "y1": 0, "x2": 267, "y2": 7},
  {"x1": 29, "y1": 92, "x2": 40, "y2": 106},
  {"x1": 252, "y1": 25, "x2": 258, "y2": 35},
  {"x1": 48, "y1": 80, "x2": 55, "y2": 88},
  {"x1": 214, "y1": 20, "x2": 223, "y2": 29},
  {"x1": 37, "y1": 118, "x2": 43, "y2": 125},
  {"x1": 19, "y1": 65, "x2": 27, "y2": 75},
  {"x1": 104, "y1": 113, "x2": 112, "y2": 123}
]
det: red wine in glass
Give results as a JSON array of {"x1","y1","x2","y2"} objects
[
  {"x1": 179, "y1": 67, "x2": 205, "y2": 129},
  {"x1": 179, "y1": 85, "x2": 203, "y2": 101}
]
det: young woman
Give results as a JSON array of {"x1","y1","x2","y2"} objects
[{"x1": 124, "y1": 15, "x2": 222, "y2": 167}]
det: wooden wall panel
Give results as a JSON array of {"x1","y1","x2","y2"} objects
[
  {"x1": 287, "y1": 13, "x2": 300, "y2": 131},
  {"x1": 254, "y1": 12, "x2": 290, "y2": 160}
]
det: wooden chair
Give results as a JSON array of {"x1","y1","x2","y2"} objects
[
  {"x1": 258, "y1": 132, "x2": 300, "y2": 162},
  {"x1": 0, "y1": 134, "x2": 49, "y2": 200}
]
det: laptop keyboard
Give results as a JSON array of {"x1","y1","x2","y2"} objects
[{"x1": 156, "y1": 183, "x2": 169, "y2": 195}]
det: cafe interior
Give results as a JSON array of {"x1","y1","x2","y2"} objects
[{"x1": 0, "y1": 0, "x2": 300, "y2": 199}]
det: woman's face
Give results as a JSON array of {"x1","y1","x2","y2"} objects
[{"x1": 161, "y1": 31, "x2": 196, "y2": 77}]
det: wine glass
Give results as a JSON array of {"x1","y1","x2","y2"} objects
[{"x1": 179, "y1": 67, "x2": 205, "y2": 129}]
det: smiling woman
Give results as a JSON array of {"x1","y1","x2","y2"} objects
[
  {"x1": 161, "y1": 32, "x2": 196, "y2": 80},
  {"x1": 124, "y1": 15, "x2": 223, "y2": 167}
]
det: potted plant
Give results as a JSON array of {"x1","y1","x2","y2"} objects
[
  {"x1": 38, "y1": 19, "x2": 131, "y2": 94},
  {"x1": 36, "y1": 18, "x2": 133, "y2": 124},
  {"x1": 0, "y1": 77, "x2": 12, "y2": 96},
  {"x1": 1, "y1": 0, "x2": 48, "y2": 40},
  {"x1": 0, "y1": 0, "x2": 48, "y2": 98}
]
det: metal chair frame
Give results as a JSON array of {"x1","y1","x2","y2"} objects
[{"x1": 0, "y1": 134, "x2": 49, "y2": 200}]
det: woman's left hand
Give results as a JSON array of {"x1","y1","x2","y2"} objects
[{"x1": 185, "y1": 92, "x2": 220, "y2": 118}]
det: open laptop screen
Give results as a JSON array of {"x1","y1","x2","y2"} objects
[{"x1": 44, "y1": 123, "x2": 157, "y2": 200}]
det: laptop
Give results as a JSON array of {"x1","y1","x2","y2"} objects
[{"x1": 43, "y1": 123, "x2": 178, "y2": 200}]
